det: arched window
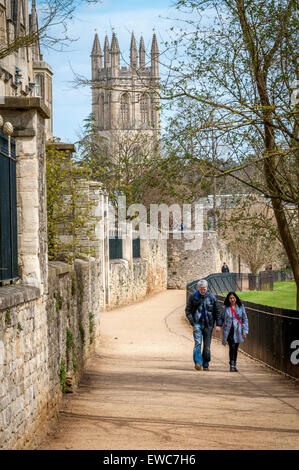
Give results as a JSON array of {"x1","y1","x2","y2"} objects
[
  {"x1": 0, "y1": 6, "x2": 7, "y2": 45},
  {"x1": 120, "y1": 93, "x2": 130, "y2": 128},
  {"x1": 151, "y1": 96, "x2": 157, "y2": 128},
  {"x1": 99, "y1": 94, "x2": 105, "y2": 128},
  {"x1": 207, "y1": 209, "x2": 215, "y2": 231},
  {"x1": 140, "y1": 94, "x2": 149, "y2": 125},
  {"x1": 34, "y1": 74, "x2": 44, "y2": 98}
]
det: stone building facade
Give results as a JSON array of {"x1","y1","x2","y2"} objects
[
  {"x1": 0, "y1": 0, "x2": 53, "y2": 138},
  {"x1": 91, "y1": 31, "x2": 160, "y2": 147}
]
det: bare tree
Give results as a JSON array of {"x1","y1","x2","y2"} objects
[
  {"x1": 0, "y1": 0, "x2": 100, "y2": 60},
  {"x1": 162, "y1": 0, "x2": 299, "y2": 307},
  {"x1": 219, "y1": 198, "x2": 285, "y2": 273}
]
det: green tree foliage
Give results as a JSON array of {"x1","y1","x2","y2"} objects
[
  {"x1": 77, "y1": 114, "x2": 201, "y2": 213},
  {"x1": 46, "y1": 140, "x2": 95, "y2": 261},
  {"x1": 163, "y1": 0, "x2": 299, "y2": 306},
  {"x1": 218, "y1": 196, "x2": 285, "y2": 273}
]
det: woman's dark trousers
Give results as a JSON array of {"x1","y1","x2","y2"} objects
[{"x1": 227, "y1": 327, "x2": 239, "y2": 371}]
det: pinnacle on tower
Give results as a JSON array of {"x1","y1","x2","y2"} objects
[
  {"x1": 91, "y1": 33, "x2": 103, "y2": 78},
  {"x1": 111, "y1": 32, "x2": 120, "y2": 53},
  {"x1": 139, "y1": 36, "x2": 145, "y2": 69},
  {"x1": 130, "y1": 32, "x2": 138, "y2": 70},
  {"x1": 30, "y1": 0, "x2": 38, "y2": 34},
  {"x1": 110, "y1": 32, "x2": 120, "y2": 75},
  {"x1": 151, "y1": 33, "x2": 159, "y2": 55},
  {"x1": 104, "y1": 35, "x2": 110, "y2": 68},
  {"x1": 30, "y1": 0, "x2": 41, "y2": 62},
  {"x1": 91, "y1": 33, "x2": 103, "y2": 57},
  {"x1": 151, "y1": 33, "x2": 159, "y2": 77}
]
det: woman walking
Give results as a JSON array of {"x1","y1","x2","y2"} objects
[{"x1": 222, "y1": 292, "x2": 249, "y2": 372}]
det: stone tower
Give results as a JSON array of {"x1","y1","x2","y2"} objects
[{"x1": 91, "y1": 31, "x2": 160, "y2": 146}]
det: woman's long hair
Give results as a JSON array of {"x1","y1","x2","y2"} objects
[{"x1": 223, "y1": 291, "x2": 243, "y2": 307}]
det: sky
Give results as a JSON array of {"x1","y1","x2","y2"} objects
[{"x1": 40, "y1": 0, "x2": 178, "y2": 146}]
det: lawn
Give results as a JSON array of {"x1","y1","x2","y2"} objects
[{"x1": 235, "y1": 281, "x2": 297, "y2": 310}]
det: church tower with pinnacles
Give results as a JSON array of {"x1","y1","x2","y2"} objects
[{"x1": 90, "y1": 31, "x2": 160, "y2": 145}]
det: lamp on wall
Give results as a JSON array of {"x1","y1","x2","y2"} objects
[
  {"x1": 3, "y1": 122, "x2": 14, "y2": 136},
  {"x1": 3, "y1": 121, "x2": 14, "y2": 159}
]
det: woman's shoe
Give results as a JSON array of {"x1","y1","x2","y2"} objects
[
  {"x1": 194, "y1": 364, "x2": 202, "y2": 371},
  {"x1": 230, "y1": 361, "x2": 238, "y2": 372}
]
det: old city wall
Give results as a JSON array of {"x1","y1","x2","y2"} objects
[
  {"x1": 0, "y1": 253, "x2": 166, "y2": 450},
  {"x1": 167, "y1": 231, "x2": 218, "y2": 289},
  {"x1": 167, "y1": 231, "x2": 249, "y2": 289},
  {"x1": 0, "y1": 258, "x2": 102, "y2": 450},
  {"x1": 108, "y1": 233, "x2": 167, "y2": 308}
]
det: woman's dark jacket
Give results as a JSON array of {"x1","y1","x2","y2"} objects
[{"x1": 185, "y1": 290, "x2": 222, "y2": 329}]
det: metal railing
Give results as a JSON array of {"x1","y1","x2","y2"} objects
[
  {"x1": 186, "y1": 273, "x2": 242, "y2": 299},
  {"x1": 186, "y1": 271, "x2": 298, "y2": 379},
  {"x1": 186, "y1": 270, "x2": 293, "y2": 300},
  {"x1": 217, "y1": 295, "x2": 299, "y2": 379}
]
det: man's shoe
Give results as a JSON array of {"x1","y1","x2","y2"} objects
[
  {"x1": 194, "y1": 364, "x2": 202, "y2": 371},
  {"x1": 203, "y1": 367, "x2": 209, "y2": 371}
]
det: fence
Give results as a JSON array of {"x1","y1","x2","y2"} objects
[
  {"x1": 217, "y1": 295, "x2": 299, "y2": 379},
  {"x1": 271, "y1": 269, "x2": 293, "y2": 282},
  {"x1": 186, "y1": 271, "x2": 293, "y2": 299},
  {"x1": 186, "y1": 272, "x2": 299, "y2": 379},
  {"x1": 0, "y1": 130, "x2": 18, "y2": 284}
]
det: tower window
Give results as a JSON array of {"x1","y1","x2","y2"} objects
[
  {"x1": 0, "y1": 6, "x2": 7, "y2": 45},
  {"x1": 34, "y1": 74, "x2": 44, "y2": 98},
  {"x1": 140, "y1": 94, "x2": 149, "y2": 125},
  {"x1": 99, "y1": 94, "x2": 105, "y2": 128},
  {"x1": 120, "y1": 93, "x2": 130, "y2": 128}
]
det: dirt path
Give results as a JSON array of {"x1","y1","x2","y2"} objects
[{"x1": 38, "y1": 290, "x2": 299, "y2": 450}]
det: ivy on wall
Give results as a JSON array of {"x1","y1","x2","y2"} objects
[{"x1": 46, "y1": 139, "x2": 96, "y2": 262}]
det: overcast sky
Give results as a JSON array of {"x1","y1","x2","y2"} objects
[{"x1": 40, "y1": 0, "x2": 177, "y2": 145}]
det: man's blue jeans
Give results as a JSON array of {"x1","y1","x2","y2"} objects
[{"x1": 193, "y1": 323, "x2": 213, "y2": 367}]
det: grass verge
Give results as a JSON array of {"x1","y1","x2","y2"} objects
[{"x1": 235, "y1": 281, "x2": 296, "y2": 310}]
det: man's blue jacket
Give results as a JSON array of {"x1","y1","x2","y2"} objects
[{"x1": 185, "y1": 290, "x2": 222, "y2": 329}]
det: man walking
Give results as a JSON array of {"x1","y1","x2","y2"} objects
[
  {"x1": 221, "y1": 262, "x2": 229, "y2": 273},
  {"x1": 186, "y1": 279, "x2": 222, "y2": 371}
]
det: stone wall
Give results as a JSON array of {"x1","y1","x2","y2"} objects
[
  {"x1": 216, "y1": 238, "x2": 250, "y2": 274},
  {"x1": 0, "y1": 259, "x2": 102, "y2": 450},
  {"x1": 108, "y1": 259, "x2": 147, "y2": 307},
  {"x1": 0, "y1": 286, "x2": 48, "y2": 450},
  {"x1": 0, "y1": 248, "x2": 166, "y2": 449},
  {"x1": 167, "y1": 231, "x2": 218, "y2": 289},
  {"x1": 108, "y1": 236, "x2": 167, "y2": 308},
  {"x1": 141, "y1": 237, "x2": 168, "y2": 294},
  {"x1": 167, "y1": 231, "x2": 251, "y2": 289}
]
